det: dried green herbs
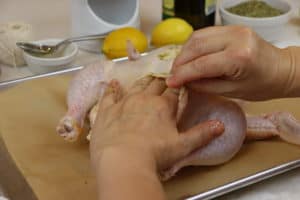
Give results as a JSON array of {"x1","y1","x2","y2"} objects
[{"x1": 227, "y1": 0, "x2": 283, "y2": 18}]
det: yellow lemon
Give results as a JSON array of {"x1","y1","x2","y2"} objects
[
  {"x1": 151, "y1": 18, "x2": 193, "y2": 47},
  {"x1": 102, "y1": 27, "x2": 148, "y2": 59}
]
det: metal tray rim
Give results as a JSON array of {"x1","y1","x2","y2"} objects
[
  {"x1": 186, "y1": 159, "x2": 300, "y2": 200},
  {"x1": 0, "y1": 52, "x2": 145, "y2": 88}
]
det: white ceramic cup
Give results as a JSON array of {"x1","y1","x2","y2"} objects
[{"x1": 71, "y1": 0, "x2": 140, "y2": 52}]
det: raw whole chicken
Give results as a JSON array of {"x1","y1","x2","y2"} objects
[{"x1": 56, "y1": 44, "x2": 300, "y2": 179}]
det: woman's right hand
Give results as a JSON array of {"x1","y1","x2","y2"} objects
[{"x1": 167, "y1": 25, "x2": 295, "y2": 101}]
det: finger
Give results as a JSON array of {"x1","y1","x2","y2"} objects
[
  {"x1": 161, "y1": 87, "x2": 180, "y2": 112},
  {"x1": 176, "y1": 88, "x2": 188, "y2": 122},
  {"x1": 98, "y1": 79, "x2": 122, "y2": 111},
  {"x1": 177, "y1": 120, "x2": 224, "y2": 157},
  {"x1": 127, "y1": 76, "x2": 154, "y2": 95},
  {"x1": 144, "y1": 78, "x2": 167, "y2": 95},
  {"x1": 172, "y1": 26, "x2": 234, "y2": 70},
  {"x1": 167, "y1": 51, "x2": 240, "y2": 88}
]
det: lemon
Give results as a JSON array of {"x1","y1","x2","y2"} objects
[
  {"x1": 151, "y1": 18, "x2": 193, "y2": 47},
  {"x1": 102, "y1": 27, "x2": 148, "y2": 59}
]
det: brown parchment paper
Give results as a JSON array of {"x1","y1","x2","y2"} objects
[{"x1": 0, "y1": 75, "x2": 300, "y2": 200}]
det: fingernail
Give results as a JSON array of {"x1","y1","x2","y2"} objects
[
  {"x1": 104, "y1": 80, "x2": 117, "y2": 95},
  {"x1": 210, "y1": 120, "x2": 225, "y2": 135},
  {"x1": 104, "y1": 86, "x2": 113, "y2": 95},
  {"x1": 166, "y1": 77, "x2": 171, "y2": 85},
  {"x1": 169, "y1": 88, "x2": 180, "y2": 95},
  {"x1": 166, "y1": 75, "x2": 175, "y2": 86}
]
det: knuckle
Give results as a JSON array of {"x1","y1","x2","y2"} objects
[
  {"x1": 191, "y1": 40, "x2": 203, "y2": 53},
  {"x1": 187, "y1": 32, "x2": 203, "y2": 52},
  {"x1": 179, "y1": 136, "x2": 188, "y2": 149},
  {"x1": 227, "y1": 47, "x2": 253, "y2": 64},
  {"x1": 134, "y1": 93, "x2": 146, "y2": 101},
  {"x1": 190, "y1": 58, "x2": 205, "y2": 74},
  {"x1": 125, "y1": 94, "x2": 145, "y2": 106},
  {"x1": 150, "y1": 96, "x2": 171, "y2": 113},
  {"x1": 178, "y1": 136, "x2": 190, "y2": 154},
  {"x1": 238, "y1": 47, "x2": 254, "y2": 63},
  {"x1": 153, "y1": 96, "x2": 169, "y2": 108},
  {"x1": 224, "y1": 51, "x2": 245, "y2": 79},
  {"x1": 190, "y1": 31, "x2": 201, "y2": 41},
  {"x1": 154, "y1": 139, "x2": 167, "y2": 151},
  {"x1": 190, "y1": 59, "x2": 199, "y2": 70},
  {"x1": 233, "y1": 26, "x2": 255, "y2": 39}
]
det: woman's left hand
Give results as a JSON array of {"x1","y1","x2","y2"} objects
[{"x1": 90, "y1": 76, "x2": 224, "y2": 173}]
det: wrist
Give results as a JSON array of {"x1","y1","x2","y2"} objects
[
  {"x1": 93, "y1": 145, "x2": 157, "y2": 175},
  {"x1": 254, "y1": 40, "x2": 290, "y2": 100},
  {"x1": 94, "y1": 146, "x2": 166, "y2": 200},
  {"x1": 277, "y1": 47, "x2": 300, "y2": 98}
]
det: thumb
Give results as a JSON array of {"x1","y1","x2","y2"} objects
[{"x1": 177, "y1": 120, "x2": 224, "y2": 157}]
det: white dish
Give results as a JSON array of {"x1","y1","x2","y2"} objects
[
  {"x1": 274, "y1": 40, "x2": 300, "y2": 48},
  {"x1": 219, "y1": 0, "x2": 293, "y2": 42},
  {"x1": 23, "y1": 39, "x2": 78, "y2": 74}
]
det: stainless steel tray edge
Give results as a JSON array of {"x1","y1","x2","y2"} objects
[
  {"x1": 0, "y1": 53, "x2": 148, "y2": 88},
  {"x1": 0, "y1": 66, "x2": 83, "y2": 88},
  {"x1": 187, "y1": 159, "x2": 300, "y2": 200}
]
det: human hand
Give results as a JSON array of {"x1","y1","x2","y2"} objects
[
  {"x1": 90, "y1": 77, "x2": 224, "y2": 174},
  {"x1": 167, "y1": 26, "x2": 293, "y2": 101}
]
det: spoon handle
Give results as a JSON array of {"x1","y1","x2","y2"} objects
[{"x1": 58, "y1": 32, "x2": 110, "y2": 46}]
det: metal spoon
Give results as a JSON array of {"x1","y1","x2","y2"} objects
[{"x1": 16, "y1": 32, "x2": 109, "y2": 56}]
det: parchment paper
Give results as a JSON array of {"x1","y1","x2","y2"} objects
[{"x1": 0, "y1": 75, "x2": 300, "y2": 200}]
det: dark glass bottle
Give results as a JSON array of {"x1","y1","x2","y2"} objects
[{"x1": 162, "y1": 0, "x2": 216, "y2": 30}]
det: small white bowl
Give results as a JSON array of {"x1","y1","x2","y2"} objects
[
  {"x1": 219, "y1": 0, "x2": 293, "y2": 42},
  {"x1": 23, "y1": 39, "x2": 78, "y2": 74}
]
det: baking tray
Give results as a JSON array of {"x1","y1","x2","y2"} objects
[
  {"x1": 187, "y1": 159, "x2": 300, "y2": 200},
  {"x1": 1, "y1": 62, "x2": 300, "y2": 200},
  {"x1": 0, "y1": 54, "x2": 139, "y2": 88}
]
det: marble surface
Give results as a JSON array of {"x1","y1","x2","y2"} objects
[
  {"x1": 218, "y1": 167, "x2": 300, "y2": 200},
  {"x1": 1, "y1": 0, "x2": 300, "y2": 199}
]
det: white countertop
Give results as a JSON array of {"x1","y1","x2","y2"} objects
[{"x1": 1, "y1": 0, "x2": 300, "y2": 199}]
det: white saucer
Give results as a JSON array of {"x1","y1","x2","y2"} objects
[{"x1": 274, "y1": 40, "x2": 300, "y2": 48}]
